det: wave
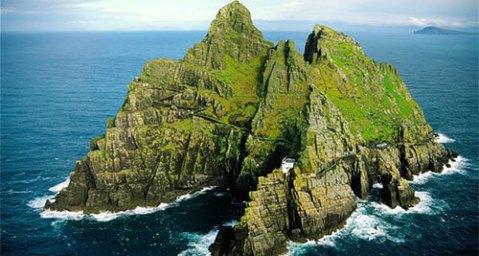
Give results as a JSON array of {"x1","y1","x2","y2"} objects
[
  {"x1": 89, "y1": 203, "x2": 170, "y2": 222},
  {"x1": 48, "y1": 177, "x2": 70, "y2": 193},
  {"x1": 28, "y1": 177, "x2": 72, "y2": 210},
  {"x1": 442, "y1": 156, "x2": 467, "y2": 175},
  {"x1": 178, "y1": 229, "x2": 218, "y2": 256},
  {"x1": 4, "y1": 189, "x2": 32, "y2": 195},
  {"x1": 28, "y1": 195, "x2": 55, "y2": 209},
  {"x1": 287, "y1": 199, "x2": 406, "y2": 254},
  {"x1": 177, "y1": 219, "x2": 237, "y2": 256},
  {"x1": 411, "y1": 171, "x2": 435, "y2": 185},
  {"x1": 287, "y1": 190, "x2": 451, "y2": 254},
  {"x1": 41, "y1": 209, "x2": 85, "y2": 221},
  {"x1": 409, "y1": 191, "x2": 449, "y2": 215},
  {"x1": 435, "y1": 133, "x2": 455, "y2": 143},
  {"x1": 175, "y1": 186, "x2": 216, "y2": 202},
  {"x1": 411, "y1": 156, "x2": 468, "y2": 185},
  {"x1": 32, "y1": 185, "x2": 217, "y2": 222}
]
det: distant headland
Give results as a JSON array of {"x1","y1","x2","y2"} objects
[{"x1": 414, "y1": 26, "x2": 473, "y2": 35}]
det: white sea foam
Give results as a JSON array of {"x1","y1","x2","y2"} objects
[
  {"x1": 28, "y1": 195, "x2": 55, "y2": 209},
  {"x1": 288, "y1": 152, "x2": 467, "y2": 254},
  {"x1": 287, "y1": 199, "x2": 408, "y2": 254},
  {"x1": 442, "y1": 156, "x2": 467, "y2": 175},
  {"x1": 435, "y1": 133, "x2": 455, "y2": 143},
  {"x1": 287, "y1": 190, "x2": 453, "y2": 254},
  {"x1": 411, "y1": 156, "x2": 467, "y2": 185},
  {"x1": 411, "y1": 171, "x2": 436, "y2": 185},
  {"x1": 33, "y1": 186, "x2": 217, "y2": 222},
  {"x1": 368, "y1": 191, "x2": 448, "y2": 216},
  {"x1": 223, "y1": 219, "x2": 238, "y2": 227},
  {"x1": 90, "y1": 203, "x2": 171, "y2": 222},
  {"x1": 178, "y1": 219, "x2": 238, "y2": 256},
  {"x1": 48, "y1": 177, "x2": 70, "y2": 193},
  {"x1": 40, "y1": 209, "x2": 85, "y2": 221},
  {"x1": 28, "y1": 177, "x2": 71, "y2": 210},
  {"x1": 178, "y1": 229, "x2": 219, "y2": 256},
  {"x1": 369, "y1": 201, "x2": 407, "y2": 216},
  {"x1": 410, "y1": 191, "x2": 449, "y2": 214},
  {"x1": 176, "y1": 186, "x2": 216, "y2": 202}
]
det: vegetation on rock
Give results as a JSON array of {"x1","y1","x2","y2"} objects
[{"x1": 45, "y1": 1, "x2": 455, "y2": 255}]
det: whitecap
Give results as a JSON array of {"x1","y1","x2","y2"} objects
[
  {"x1": 435, "y1": 133, "x2": 455, "y2": 143},
  {"x1": 36, "y1": 187, "x2": 217, "y2": 222},
  {"x1": 287, "y1": 199, "x2": 406, "y2": 254},
  {"x1": 177, "y1": 218, "x2": 239, "y2": 255},
  {"x1": 40, "y1": 209, "x2": 85, "y2": 221},
  {"x1": 287, "y1": 239, "x2": 325, "y2": 255},
  {"x1": 409, "y1": 191, "x2": 449, "y2": 215},
  {"x1": 28, "y1": 177, "x2": 70, "y2": 210},
  {"x1": 48, "y1": 177, "x2": 70, "y2": 193},
  {"x1": 90, "y1": 203, "x2": 170, "y2": 222},
  {"x1": 28, "y1": 195, "x2": 55, "y2": 209},
  {"x1": 223, "y1": 219, "x2": 237, "y2": 227},
  {"x1": 176, "y1": 186, "x2": 216, "y2": 202},
  {"x1": 442, "y1": 156, "x2": 467, "y2": 175},
  {"x1": 411, "y1": 171, "x2": 436, "y2": 185},
  {"x1": 5, "y1": 189, "x2": 32, "y2": 194},
  {"x1": 178, "y1": 228, "x2": 219, "y2": 256},
  {"x1": 410, "y1": 156, "x2": 468, "y2": 185},
  {"x1": 369, "y1": 201, "x2": 407, "y2": 216}
]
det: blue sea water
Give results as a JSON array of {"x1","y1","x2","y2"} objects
[{"x1": 1, "y1": 31, "x2": 477, "y2": 255}]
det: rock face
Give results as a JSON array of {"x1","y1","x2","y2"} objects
[
  {"x1": 46, "y1": 1, "x2": 455, "y2": 254},
  {"x1": 47, "y1": 1, "x2": 273, "y2": 212}
]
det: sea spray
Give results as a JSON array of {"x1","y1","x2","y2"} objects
[
  {"x1": 411, "y1": 156, "x2": 468, "y2": 185},
  {"x1": 29, "y1": 181, "x2": 217, "y2": 222},
  {"x1": 178, "y1": 220, "x2": 238, "y2": 256},
  {"x1": 287, "y1": 189, "x2": 452, "y2": 254},
  {"x1": 48, "y1": 177, "x2": 70, "y2": 193},
  {"x1": 435, "y1": 133, "x2": 455, "y2": 143}
]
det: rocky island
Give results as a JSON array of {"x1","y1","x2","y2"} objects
[
  {"x1": 414, "y1": 26, "x2": 471, "y2": 35},
  {"x1": 45, "y1": 1, "x2": 456, "y2": 255}
]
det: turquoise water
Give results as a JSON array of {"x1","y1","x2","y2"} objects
[{"x1": 1, "y1": 31, "x2": 477, "y2": 255}]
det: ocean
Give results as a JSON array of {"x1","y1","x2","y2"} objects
[{"x1": 1, "y1": 31, "x2": 477, "y2": 255}]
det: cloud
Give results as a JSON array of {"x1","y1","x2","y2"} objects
[
  {"x1": 409, "y1": 17, "x2": 466, "y2": 28},
  {"x1": 1, "y1": 0, "x2": 477, "y2": 31},
  {"x1": 271, "y1": 0, "x2": 477, "y2": 27}
]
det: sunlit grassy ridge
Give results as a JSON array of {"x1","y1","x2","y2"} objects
[{"x1": 308, "y1": 25, "x2": 428, "y2": 143}]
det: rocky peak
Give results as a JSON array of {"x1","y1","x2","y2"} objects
[
  {"x1": 210, "y1": 0, "x2": 255, "y2": 34},
  {"x1": 183, "y1": 1, "x2": 273, "y2": 69},
  {"x1": 304, "y1": 25, "x2": 358, "y2": 64}
]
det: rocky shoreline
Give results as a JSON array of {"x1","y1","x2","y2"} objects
[
  {"x1": 209, "y1": 138, "x2": 455, "y2": 255},
  {"x1": 44, "y1": 1, "x2": 457, "y2": 254}
]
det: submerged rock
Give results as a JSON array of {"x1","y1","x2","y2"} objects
[{"x1": 45, "y1": 1, "x2": 455, "y2": 254}]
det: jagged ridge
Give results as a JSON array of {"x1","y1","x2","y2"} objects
[{"x1": 45, "y1": 1, "x2": 456, "y2": 255}]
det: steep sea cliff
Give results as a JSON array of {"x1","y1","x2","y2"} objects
[{"x1": 41, "y1": 2, "x2": 457, "y2": 254}]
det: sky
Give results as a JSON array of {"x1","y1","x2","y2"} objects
[{"x1": 1, "y1": 0, "x2": 478, "y2": 32}]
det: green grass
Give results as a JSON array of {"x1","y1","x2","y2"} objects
[{"x1": 311, "y1": 31, "x2": 424, "y2": 143}]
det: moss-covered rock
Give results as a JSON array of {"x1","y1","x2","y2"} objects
[{"x1": 45, "y1": 1, "x2": 455, "y2": 254}]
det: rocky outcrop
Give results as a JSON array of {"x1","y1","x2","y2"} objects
[
  {"x1": 46, "y1": 1, "x2": 455, "y2": 255},
  {"x1": 210, "y1": 167, "x2": 356, "y2": 255},
  {"x1": 208, "y1": 7, "x2": 453, "y2": 255},
  {"x1": 46, "y1": 1, "x2": 271, "y2": 213}
]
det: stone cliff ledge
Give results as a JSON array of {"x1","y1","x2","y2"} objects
[{"x1": 44, "y1": 1, "x2": 456, "y2": 255}]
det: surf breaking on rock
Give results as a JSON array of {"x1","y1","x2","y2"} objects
[{"x1": 40, "y1": 1, "x2": 458, "y2": 254}]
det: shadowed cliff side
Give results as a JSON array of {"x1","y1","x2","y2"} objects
[
  {"x1": 43, "y1": 1, "x2": 455, "y2": 254},
  {"x1": 208, "y1": 23, "x2": 454, "y2": 256},
  {"x1": 46, "y1": 1, "x2": 273, "y2": 213}
]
